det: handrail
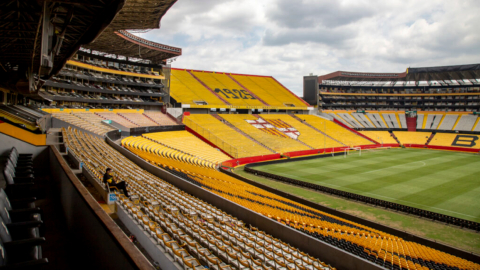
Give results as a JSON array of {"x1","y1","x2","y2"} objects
[
  {"x1": 183, "y1": 117, "x2": 238, "y2": 158},
  {"x1": 67, "y1": 60, "x2": 165, "y2": 80}
]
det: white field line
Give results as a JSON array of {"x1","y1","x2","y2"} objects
[
  {"x1": 362, "y1": 193, "x2": 477, "y2": 218},
  {"x1": 263, "y1": 170, "x2": 477, "y2": 219}
]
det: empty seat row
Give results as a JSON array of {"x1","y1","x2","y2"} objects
[
  {"x1": 219, "y1": 114, "x2": 308, "y2": 153},
  {"x1": 260, "y1": 114, "x2": 343, "y2": 150},
  {"x1": 143, "y1": 111, "x2": 178, "y2": 126},
  {"x1": 183, "y1": 114, "x2": 272, "y2": 158},
  {"x1": 170, "y1": 69, "x2": 309, "y2": 109},
  {"x1": 300, "y1": 115, "x2": 374, "y2": 147},
  {"x1": 53, "y1": 113, "x2": 114, "y2": 135},
  {"x1": 0, "y1": 148, "x2": 47, "y2": 269},
  {"x1": 359, "y1": 131, "x2": 398, "y2": 145},
  {"x1": 96, "y1": 112, "x2": 139, "y2": 128},
  {"x1": 393, "y1": 132, "x2": 431, "y2": 146},
  {"x1": 143, "y1": 131, "x2": 231, "y2": 165},
  {"x1": 121, "y1": 136, "x2": 479, "y2": 270},
  {"x1": 118, "y1": 113, "x2": 158, "y2": 127},
  {"x1": 64, "y1": 128, "x2": 335, "y2": 270},
  {"x1": 328, "y1": 111, "x2": 480, "y2": 132}
]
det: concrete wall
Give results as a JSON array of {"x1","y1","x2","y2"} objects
[
  {"x1": 0, "y1": 132, "x2": 48, "y2": 171},
  {"x1": 129, "y1": 125, "x2": 185, "y2": 136},
  {"x1": 108, "y1": 121, "x2": 130, "y2": 134},
  {"x1": 166, "y1": 108, "x2": 183, "y2": 119},
  {"x1": 49, "y1": 146, "x2": 153, "y2": 270},
  {"x1": 51, "y1": 117, "x2": 104, "y2": 139},
  {"x1": 184, "y1": 108, "x2": 209, "y2": 114}
]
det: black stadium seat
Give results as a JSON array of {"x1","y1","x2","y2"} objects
[
  {"x1": 0, "y1": 188, "x2": 36, "y2": 211},
  {"x1": 0, "y1": 215, "x2": 40, "y2": 243},
  {"x1": 4, "y1": 160, "x2": 34, "y2": 182},
  {"x1": 0, "y1": 210, "x2": 45, "y2": 268},
  {"x1": 0, "y1": 199, "x2": 42, "y2": 226},
  {"x1": 0, "y1": 237, "x2": 48, "y2": 269},
  {"x1": 1, "y1": 149, "x2": 36, "y2": 199},
  {"x1": 9, "y1": 148, "x2": 33, "y2": 166},
  {"x1": 1, "y1": 168, "x2": 35, "y2": 199},
  {"x1": 0, "y1": 151, "x2": 47, "y2": 269},
  {"x1": 11, "y1": 148, "x2": 33, "y2": 160}
]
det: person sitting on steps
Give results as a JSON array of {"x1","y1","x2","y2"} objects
[{"x1": 103, "y1": 168, "x2": 129, "y2": 197}]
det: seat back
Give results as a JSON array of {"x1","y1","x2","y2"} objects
[
  {"x1": 0, "y1": 239, "x2": 6, "y2": 266},
  {"x1": 4, "y1": 160, "x2": 17, "y2": 177},
  {"x1": 2, "y1": 167, "x2": 14, "y2": 185},
  {"x1": 0, "y1": 201, "x2": 11, "y2": 224},
  {"x1": 8, "y1": 150, "x2": 18, "y2": 167},
  {"x1": 0, "y1": 216, "x2": 11, "y2": 243},
  {"x1": 0, "y1": 190, "x2": 11, "y2": 211},
  {"x1": 10, "y1": 148, "x2": 19, "y2": 158}
]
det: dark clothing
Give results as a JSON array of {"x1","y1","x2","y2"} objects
[
  {"x1": 103, "y1": 173, "x2": 129, "y2": 197},
  {"x1": 110, "y1": 181, "x2": 129, "y2": 197},
  {"x1": 103, "y1": 173, "x2": 113, "y2": 184}
]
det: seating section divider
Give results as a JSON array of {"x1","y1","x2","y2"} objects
[
  {"x1": 120, "y1": 134, "x2": 480, "y2": 270},
  {"x1": 63, "y1": 127, "x2": 351, "y2": 270}
]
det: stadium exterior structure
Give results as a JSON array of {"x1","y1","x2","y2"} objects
[
  {"x1": 1, "y1": 0, "x2": 181, "y2": 110},
  {"x1": 0, "y1": 0, "x2": 126, "y2": 99},
  {"x1": 304, "y1": 63, "x2": 480, "y2": 112}
]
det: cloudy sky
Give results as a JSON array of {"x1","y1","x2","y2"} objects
[{"x1": 139, "y1": 0, "x2": 480, "y2": 96}]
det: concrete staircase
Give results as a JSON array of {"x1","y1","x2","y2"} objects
[
  {"x1": 426, "y1": 132, "x2": 436, "y2": 145},
  {"x1": 143, "y1": 113, "x2": 161, "y2": 125},
  {"x1": 389, "y1": 131, "x2": 401, "y2": 144},
  {"x1": 210, "y1": 114, "x2": 276, "y2": 153},
  {"x1": 117, "y1": 113, "x2": 140, "y2": 127}
]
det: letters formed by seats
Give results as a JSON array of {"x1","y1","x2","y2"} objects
[
  {"x1": 451, "y1": 135, "x2": 478, "y2": 147},
  {"x1": 214, "y1": 88, "x2": 256, "y2": 99}
]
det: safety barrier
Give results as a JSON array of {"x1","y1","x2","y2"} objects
[
  {"x1": 406, "y1": 144, "x2": 480, "y2": 153},
  {"x1": 221, "y1": 144, "x2": 401, "y2": 165},
  {"x1": 221, "y1": 153, "x2": 282, "y2": 167},
  {"x1": 105, "y1": 133, "x2": 383, "y2": 270},
  {"x1": 244, "y1": 164, "x2": 480, "y2": 232},
  {"x1": 0, "y1": 121, "x2": 46, "y2": 146}
]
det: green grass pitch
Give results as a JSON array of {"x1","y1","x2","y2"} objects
[{"x1": 253, "y1": 148, "x2": 480, "y2": 223}]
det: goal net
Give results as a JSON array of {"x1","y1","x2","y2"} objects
[
  {"x1": 351, "y1": 147, "x2": 361, "y2": 156},
  {"x1": 343, "y1": 146, "x2": 391, "y2": 158},
  {"x1": 363, "y1": 146, "x2": 392, "y2": 155},
  {"x1": 343, "y1": 147, "x2": 361, "y2": 157}
]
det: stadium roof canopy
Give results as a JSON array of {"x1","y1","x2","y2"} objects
[
  {"x1": 318, "y1": 64, "x2": 480, "y2": 87},
  {"x1": 83, "y1": 0, "x2": 181, "y2": 63},
  {"x1": 0, "y1": 0, "x2": 125, "y2": 96}
]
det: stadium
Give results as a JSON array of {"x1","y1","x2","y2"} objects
[{"x1": 0, "y1": 1, "x2": 479, "y2": 270}]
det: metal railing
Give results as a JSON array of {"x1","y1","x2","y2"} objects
[{"x1": 183, "y1": 117, "x2": 238, "y2": 158}]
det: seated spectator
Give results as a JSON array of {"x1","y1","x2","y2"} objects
[{"x1": 103, "y1": 168, "x2": 129, "y2": 197}]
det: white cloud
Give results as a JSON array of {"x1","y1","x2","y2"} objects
[{"x1": 141, "y1": 0, "x2": 480, "y2": 96}]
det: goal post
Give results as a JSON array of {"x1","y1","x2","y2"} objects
[
  {"x1": 342, "y1": 146, "x2": 393, "y2": 158},
  {"x1": 350, "y1": 147, "x2": 361, "y2": 156},
  {"x1": 363, "y1": 146, "x2": 392, "y2": 154}
]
